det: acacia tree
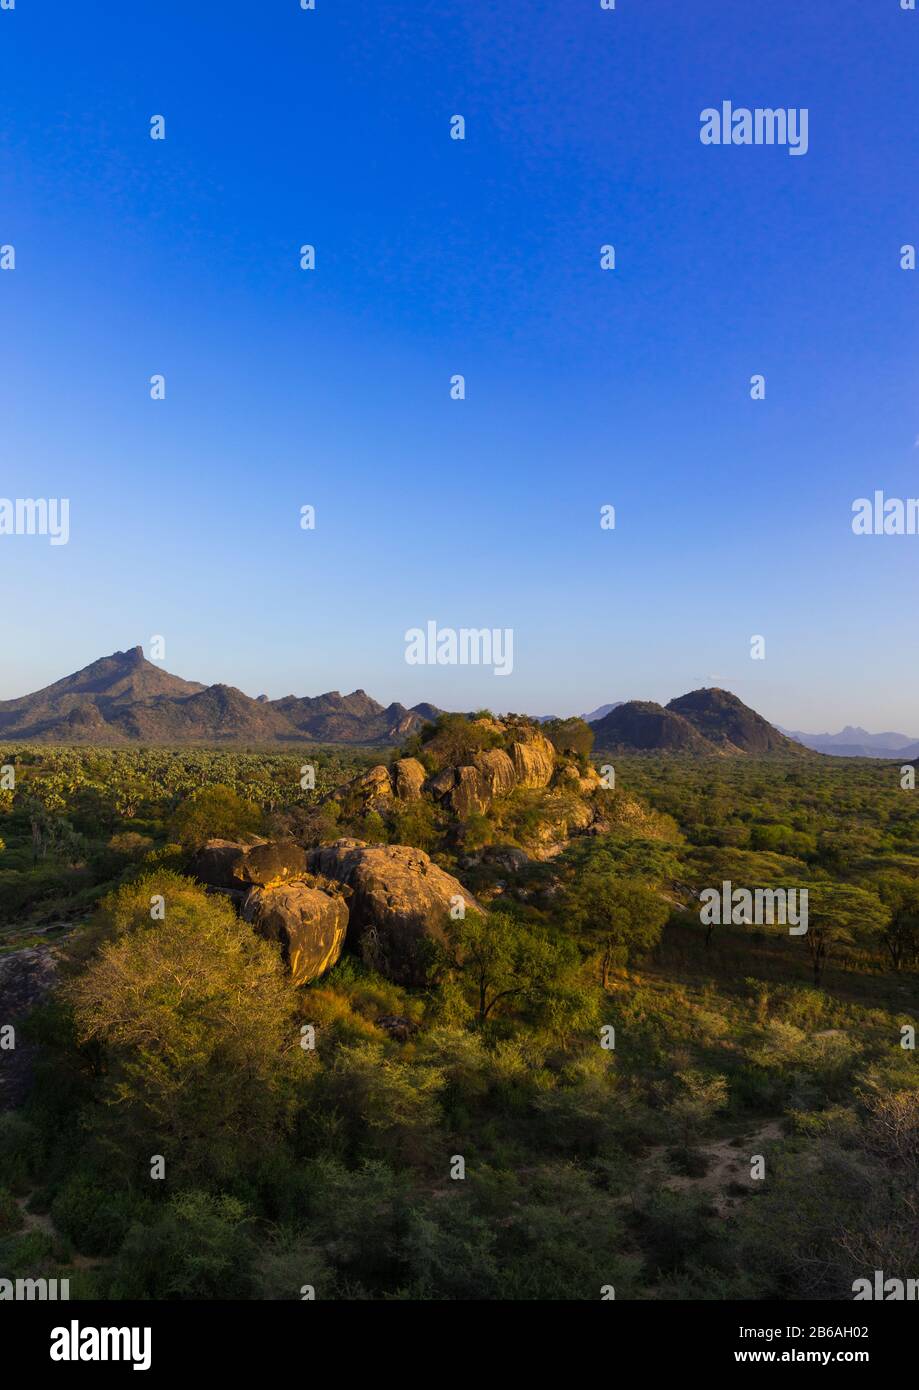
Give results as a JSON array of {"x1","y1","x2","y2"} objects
[
  {"x1": 445, "y1": 910, "x2": 579, "y2": 1026},
  {"x1": 875, "y1": 873, "x2": 919, "y2": 971},
  {"x1": 566, "y1": 874, "x2": 670, "y2": 988},
  {"x1": 544, "y1": 717, "x2": 594, "y2": 763},
  {"x1": 65, "y1": 879, "x2": 298, "y2": 1178},
  {"x1": 169, "y1": 783, "x2": 263, "y2": 848},
  {"x1": 800, "y1": 882, "x2": 887, "y2": 987}
]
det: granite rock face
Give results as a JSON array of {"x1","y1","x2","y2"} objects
[
  {"x1": 308, "y1": 839, "x2": 483, "y2": 985},
  {"x1": 242, "y1": 881, "x2": 349, "y2": 985}
]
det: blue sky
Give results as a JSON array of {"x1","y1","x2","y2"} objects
[{"x1": 1, "y1": 0, "x2": 917, "y2": 731}]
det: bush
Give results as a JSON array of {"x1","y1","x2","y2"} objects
[
  {"x1": 108, "y1": 1192, "x2": 255, "y2": 1299},
  {"x1": 50, "y1": 1173, "x2": 144, "y2": 1257},
  {"x1": 0, "y1": 1185, "x2": 23, "y2": 1236}
]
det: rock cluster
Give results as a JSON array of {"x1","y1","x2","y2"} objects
[
  {"x1": 331, "y1": 729, "x2": 558, "y2": 823},
  {"x1": 193, "y1": 838, "x2": 351, "y2": 984},
  {"x1": 193, "y1": 835, "x2": 481, "y2": 987}
]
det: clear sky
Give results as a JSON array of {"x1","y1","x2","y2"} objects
[{"x1": 1, "y1": 0, "x2": 917, "y2": 732}]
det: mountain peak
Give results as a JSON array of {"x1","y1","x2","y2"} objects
[
  {"x1": 0, "y1": 652, "x2": 437, "y2": 746},
  {"x1": 666, "y1": 688, "x2": 802, "y2": 754}
]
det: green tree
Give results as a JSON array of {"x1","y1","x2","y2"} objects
[
  {"x1": 445, "y1": 910, "x2": 579, "y2": 1026},
  {"x1": 801, "y1": 882, "x2": 888, "y2": 987},
  {"x1": 169, "y1": 784, "x2": 263, "y2": 848},
  {"x1": 65, "y1": 880, "x2": 298, "y2": 1177},
  {"x1": 390, "y1": 799, "x2": 437, "y2": 851},
  {"x1": 566, "y1": 874, "x2": 670, "y2": 987},
  {"x1": 875, "y1": 873, "x2": 919, "y2": 972},
  {"x1": 544, "y1": 717, "x2": 594, "y2": 763}
]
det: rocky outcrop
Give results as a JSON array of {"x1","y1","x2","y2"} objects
[
  {"x1": 556, "y1": 763, "x2": 603, "y2": 794},
  {"x1": 308, "y1": 839, "x2": 483, "y2": 985},
  {"x1": 481, "y1": 844, "x2": 531, "y2": 873},
  {"x1": 532, "y1": 795, "x2": 594, "y2": 856},
  {"x1": 510, "y1": 733, "x2": 555, "y2": 788},
  {"x1": 447, "y1": 748, "x2": 520, "y2": 818},
  {"x1": 423, "y1": 770, "x2": 452, "y2": 803},
  {"x1": 192, "y1": 839, "x2": 350, "y2": 984},
  {"x1": 0, "y1": 944, "x2": 61, "y2": 1110},
  {"x1": 352, "y1": 765, "x2": 393, "y2": 805},
  {"x1": 392, "y1": 757, "x2": 426, "y2": 801},
  {"x1": 242, "y1": 881, "x2": 349, "y2": 985}
]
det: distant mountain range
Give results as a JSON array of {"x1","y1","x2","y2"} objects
[
  {"x1": 0, "y1": 649, "x2": 909, "y2": 759},
  {"x1": 0, "y1": 648, "x2": 441, "y2": 746},
  {"x1": 581, "y1": 702, "x2": 623, "y2": 723},
  {"x1": 780, "y1": 725, "x2": 919, "y2": 760}
]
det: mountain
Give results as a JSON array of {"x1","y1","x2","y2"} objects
[
  {"x1": 589, "y1": 700, "x2": 715, "y2": 753},
  {"x1": 0, "y1": 649, "x2": 441, "y2": 746},
  {"x1": 666, "y1": 688, "x2": 802, "y2": 754},
  {"x1": 581, "y1": 702, "x2": 622, "y2": 723},
  {"x1": 781, "y1": 725, "x2": 919, "y2": 759},
  {"x1": 590, "y1": 688, "x2": 808, "y2": 756}
]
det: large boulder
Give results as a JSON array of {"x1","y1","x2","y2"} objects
[
  {"x1": 555, "y1": 763, "x2": 602, "y2": 795},
  {"x1": 191, "y1": 837, "x2": 306, "y2": 890},
  {"x1": 392, "y1": 757, "x2": 426, "y2": 802},
  {"x1": 309, "y1": 837, "x2": 367, "y2": 879},
  {"x1": 481, "y1": 843, "x2": 531, "y2": 873},
  {"x1": 242, "y1": 881, "x2": 349, "y2": 985},
  {"x1": 473, "y1": 748, "x2": 517, "y2": 799},
  {"x1": 191, "y1": 837, "x2": 265, "y2": 890},
  {"x1": 510, "y1": 732, "x2": 555, "y2": 789},
  {"x1": 426, "y1": 768, "x2": 456, "y2": 799},
  {"x1": 234, "y1": 839, "x2": 310, "y2": 887},
  {"x1": 450, "y1": 766, "x2": 489, "y2": 820},
  {"x1": 327, "y1": 765, "x2": 393, "y2": 812},
  {"x1": 307, "y1": 839, "x2": 483, "y2": 985},
  {"x1": 525, "y1": 794, "x2": 595, "y2": 859},
  {"x1": 354, "y1": 765, "x2": 393, "y2": 804}
]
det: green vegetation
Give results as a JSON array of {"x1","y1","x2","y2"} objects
[{"x1": 1, "y1": 741, "x2": 917, "y2": 1300}]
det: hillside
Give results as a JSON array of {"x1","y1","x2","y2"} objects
[
  {"x1": 0, "y1": 649, "x2": 439, "y2": 746},
  {"x1": 666, "y1": 688, "x2": 804, "y2": 754},
  {"x1": 591, "y1": 689, "x2": 809, "y2": 756},
  {"x1": 589, "y1": 700, "x2": 716, "y2": 753}
]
